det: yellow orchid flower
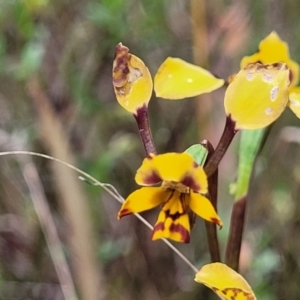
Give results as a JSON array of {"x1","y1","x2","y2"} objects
[
  {"x1": 118, "y1": 152, "x2": 222, "y2": 243},
  {"x1": 112, "y1": 44, "x2": 225, "y2": 115},
  {"x1": 225, "y1": 31, "x2": 300, "y2": 130},
  {"x1": 195, "y1": 263, "x2": 257, "y2": 300},
  {"x1": 225, "y1": 62, "x2": 290, "y2": 130},
  {"x1": 112, "y1": 43, "x2": 153, "y2": 114}
]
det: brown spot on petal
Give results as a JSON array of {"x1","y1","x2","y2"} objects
[
  {"x1": 181, "y1": 175, "x2": 200, "y2": 192},
  {"x1": 169, "y1": 223, "x2": 190, "y2": 243},
  {"x1": 289, "y1": 69, "x2": 294, "y2": 85},
  {"x1": 152, "y1": 222, "x2": 165, "y2": 238},
  {"x1": 143, "y1": 171, "x2": 162, "y2": 185},
  {"x1": 211, "y1": 217, "x2": 222, "y2": 228},
  {"x1": 113, "y1": 43, "x2": 131, "y2": 88},
  {"x1": 221, "y1": 288, "x2": 255, "y2": 300},
  {"x1": 167, "y1": 211, "x2": 182, "y2": 221},
  {"x1": 193, "y1": 161, "x2": 199, "y2": 168}
]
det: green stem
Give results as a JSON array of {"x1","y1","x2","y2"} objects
[
  {"x1": 134, "y1": 105, "x2": 157, "y2": 155},
  {"x1": 204, "y1": 116, "x2": 237, "y2": 177},
  {"x1": 225, "y1": 196, "x2": 247, "y2": 271},
  {"x1": 202, "y1": 140, "x2": 221, "y2": 262}
]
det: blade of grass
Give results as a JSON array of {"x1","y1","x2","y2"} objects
[
  {"x1": 27, "y1": 78, "x2": 107, "y2": 300},
  {"x1": 0, "y1": 149, "x2": 199, "y2": 274}
]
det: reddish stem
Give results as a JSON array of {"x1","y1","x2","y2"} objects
[
  {"x1": 134, "y1": 105, "x2": 157, "y2": 156},
  {"x1": 225, "y1": 196, "x2": 247, "y2": 271},
  {"x1": 204, "y1": 116, "x2": 237, "y2": 177},
  {"x1": 202, "y1": 140, "x2": 221, "y2": 262}
]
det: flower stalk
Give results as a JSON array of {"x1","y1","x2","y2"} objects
[
  {"x1": 204, "y1": 116, "x2": 237, "y2": 177},
  {"x1": 225, "y1": 196, "x2": 247, "y2": 271},
  {"x1": 202, "y1": 140, "x2": 221, "y2": 262},
  {"x1": 134, "y1": 105, "x2": 157, "y2": 155}
]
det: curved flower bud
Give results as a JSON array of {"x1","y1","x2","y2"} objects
[
  {"x1": 112, "y1": 43, "x2": 153, "y2": 114},
  {"x1": 154, "y1": 57, "x2": 224, "y2": 99},
  {"x1": 224, "y1": 62, "x2": 290, "y2": 130}
]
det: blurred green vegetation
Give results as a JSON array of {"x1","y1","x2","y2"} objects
[{"x1": 0, "y1": 0, "x2": 300, "y2": 299}]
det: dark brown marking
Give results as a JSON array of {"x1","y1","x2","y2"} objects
[
  {"x1": 112, "y1": 43, "x2": 131, "y2": 87},
  {"x1": 211, "y1": 217, "x2": 222, "y2": 228},
  {"x1": 165, "y1": 210, "x2": 182, "y2": 221},
  {"x1": 151, "y1": 222, "x2": 165, "y2": 238},
  {"x1": 181, "y1": 175, "x2": 200, "y2": 192},
  {"x1": 143, "y1": 171, "x2": 161, "y2": 185},
  {"x1": 118, "y1": 208, "x2": 131, "y2": 219},
  {"x1": 169, "y1": 223, "x2": 190, "y2": 243}
]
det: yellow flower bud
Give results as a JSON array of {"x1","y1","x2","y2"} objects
[{"x1": 112, "y1": 43, "x2": 153, "y2": 114}]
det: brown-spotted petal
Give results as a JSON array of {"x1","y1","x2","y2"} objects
[
  {"x1": 135, "y1": 152, "x2": 208, "y2": 193},
  {"x1": 189, "y1": 192, "x2": 222, "y2": 227},
  {"x1": 151, "y1": 210, "x2": 190, "y2": 243},
  {"x1": 112, "y1": 43, "x2": 153, "y2": 114},
  {"x1": 118, "y1": 187, "x2": 167, "y2": 219},
  {"x1": 195, "y1": 263, "x2": 257, "y2": 300}
]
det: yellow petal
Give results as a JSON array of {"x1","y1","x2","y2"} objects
[
  {"x1": 225, "y1": 62, "x2": 290, "y2": 130},
  {"x1": 118, "y1": 187, "x2": 167, "y2": 219},
  {"x1": 288, "y1": 87, "x2": 300, "y2": 118},
  {"x1": 161, "y1": 190, "x2": 185, "y2": 214},
  {"x1": 189, "y1": 192, "x2": 222, "y2": 227},
  {"x1": 195, "y1": 263, "x2": 257, "y2": 300},
  {"x1": 135, "y1": 152, "x2": 208, "y2": 193},
  {"x1": 241, "y1": 31, "x2": 299, "y2": 87},
  {"x1": 112, "y1": 43, "x2": 153, "y2": 114},
  {"x1": 154, "y1": 57, "x2": 224, "y2": 99},
  {"x1": 152, "y1": 210, "x2": 190, "y2": 243}
]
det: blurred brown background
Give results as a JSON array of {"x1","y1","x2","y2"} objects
[{"x1": 0, "y1": 0, "x2": 300, "y2": 299}]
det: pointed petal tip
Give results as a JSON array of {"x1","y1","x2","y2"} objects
[
  {"x1": 211, "y1": 217, "x2": 223, "y2": 228},
  {"x1": 117, "y1": 208, "x2": 131, "y2": 219}
]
